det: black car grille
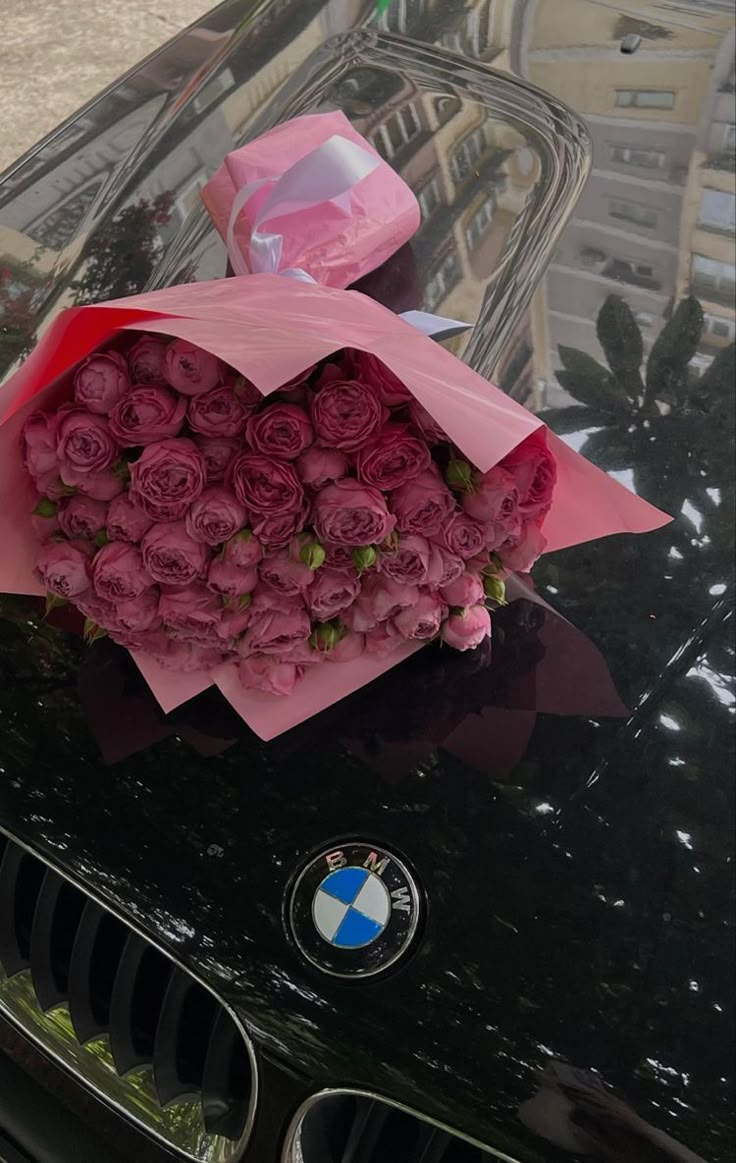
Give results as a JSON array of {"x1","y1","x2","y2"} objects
[
  {"x1": 287, "y1": 1092, "x2": 499, "y2": 1162},
  {"x1": 0, "y1": 832, "x2": 256, "y2": 1162}
]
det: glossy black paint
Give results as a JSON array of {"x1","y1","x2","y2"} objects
[{"x1": 1, "y1": 2, "x2": 734, "y2": 1161}]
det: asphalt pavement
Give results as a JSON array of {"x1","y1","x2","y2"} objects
[{"x1": 0, "y1": 0, "x2": 211, "y2": 172}]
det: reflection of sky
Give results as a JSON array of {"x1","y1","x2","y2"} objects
[{"x1": 558, "y1": 427, "x2": 602, "y2": 453}]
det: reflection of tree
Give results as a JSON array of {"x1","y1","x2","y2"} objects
[
  {"x1": 71, "y1": 194, "x2": 173, "y2": 305},
  {"x1": 0, "y1": 254, "x2": 47, "y2": 372},
  {"x1": 613, "y1": 15, "x2": 673, "y2": 41}
]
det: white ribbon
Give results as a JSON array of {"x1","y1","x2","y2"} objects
[{"x1": 224, "y1": 134, "x2": 472, "y2": 341}]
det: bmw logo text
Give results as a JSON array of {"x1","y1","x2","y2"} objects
[{"x1": 288, "y1": 842, "x2": 421, "y2": 978}]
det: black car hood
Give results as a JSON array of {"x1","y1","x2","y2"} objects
[{"x1": 0, "y1": 2, "x2": 734, "y2": 1160}]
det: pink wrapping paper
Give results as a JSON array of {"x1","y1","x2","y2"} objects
[
  {"x1": 0, "y1": 274, "x2": 670, "y2": 740},
  {"x1": 201, "y1": 111, "x2": 421, "y2": 289}
]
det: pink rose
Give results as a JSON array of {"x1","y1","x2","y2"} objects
[
  {"x1": 141, "y1": 521, "x2": 209, "y2": 587},
  {"x1": 498, "y1": 520, "x2": 547, "y2": 573},
  {"x1": 188, "y1": 386, "x2": 248, "y2": 439},
  {"x1": 379, "y1": 534, "x2": 431, "y2": 585},
  {"x1": 74, "y1": 468, "x2": 125, "y2": 501},
  {"x1": 207, "y1": 559, "x2": 258, "y2": 598},
  {"x1": 31, "y1": 505, "x2": 60, "y2": 542},
  {"x1": 277, "y1": 639, "x2": 323, "y2": 665},
  {"x1": 326, "y1": 631, "x2": 366, "y2": 662},
  {"x1": 113, "y1": 588, "x2": 161, "y2": 634},
  {"x1": 348, "y1": 574, "x2": 418, "y2": 628},
  {"x1": 238, "y1": 655, "x2": 302, "y2": 696},
  {"x1": 93, "y1": 542, "x2": 152, "y2": 601},
  {"x1": 441, "y1": 604, "x2": 491, "y2": 651},
  {"x1": 57, "y1": 408, "x2": 118, "y2": 475},
  {"x1": 323, "y1": 542, "x2": 358, "y2": 573},
  {"x1": 364, "y1": 620, "x2": 403, "y2": 657},
  {"x1": 259, "y1": 549, "x2": 315, "y2": 596},
  {"x1": 130, "y1": 438, "x2": 206, "y2": 521},
  {"x1": 425, "y1": 543, "x2": 464, "y2": 590},
  {"x1": 439, "y1": 511, "x2": 487, "y2": 560},
  {"x1": 391, "y1": 468, "x2": 456, "y2": 537},
  {"x1": 307, "y1": 569, "x2": 360, "y2": 621},
  {"x1": 241, "y1": 606, "x2": 311, "y2": 657},
  {"x1": 109, "y1": 386, "x2": 186, "y2": 446},
  {"x1": 355, "y1": 423, "x2": 431, "y2": 491},
  {"x1": 250, "y1": 585, "x2": 305, "y2": 616},
  {"x1": 74, "y1": 351, "x2": 129, "y2": 415},
  {"x1": 440, "y1": 571, "x2": 484, "y2": 608},
  {"x1": 58, "y1": 495, "x2": 107, "y2": 540},
  {"x1": 246, "y1": 403, "x2": 314, "y2": 461},
  {"x1": 216, "y1": 605, "x2": 253, "y2": 641},
  {"x1": 159, "y1": 584, "x2": 222, "y2": 642},
  {"x1": 313, "y1": 479, "x2": 394, "y2": 547},
  {"x1": 296, "y1": 446, "x2": 349, "y2": 491},
  {"x1": 127, "y1": 335, "x2": 168, "y2": 384},
  {"x1": 107, "y1": 494, "x2": 153, "y2": 543},
  {"x1": 185, "y1": 487, "x2": 247, "y2": 546},
  {"x1": 500, "y1": 435, "x2": 556, "y2": 519},
  {"x1": 195, "y1": 435, "x2": 241, "y2": 483},
  {"x1": 229, "y1": 452, "x2": 304, "y2": 515},
  {"x1": 76, "y1": 593, "x2": 115, "y2": 626},
  {"x1": 228, "y1": 374, "x2": 263, "y2": 411},
  {"x1": 463, "y1": 465, "x2": 519, "y2": 531},
  {"x1": 23, "y1": 411, "x2": 59, "y2": 480},
  {"x1": 223, "y1": 529, "x2": 262, "y2": 569},
  {"x1": 409, "y1": 400, "x2": 447, "y2": 444},
  {"x1": 310, "y1": 378, "x2": 388, "y2": 452},
  {"x1": 163, "y1": 339, "x2": 221, "y2": 396},
  {"x1": 345, "y1": 349, "x2": 412, "y2": 406},
  {"x1": 145, "y1": 639, "x2": 226, "y2": 672},
  {"x1": 251, "y1": 503, "x2": 309, "y2": 549},
  {"x1": 36, "y1": 541, "x2": 91, "y2": 599},
  {"x1": 394, "y1": 592, "x2": 444, "y2": 640}
]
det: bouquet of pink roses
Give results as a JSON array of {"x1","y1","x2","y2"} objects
[{"x1": 0, "y1": 113, "x2": 669, "y2": 741}]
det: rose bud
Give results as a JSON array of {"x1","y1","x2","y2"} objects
[
  {"x1": 141, "y1": 521, "x2": 209, "y2": 588},
  {"x1": 185, "y1": 487, "x2": 247, "y2": 546},
  {"x1": 310, "y1": 376, "x2": 388, "y2": 451},
  {"x1": 259, "y1": 549, "x2": 315, "y2": 597},
  {"x1": 344, "y1": 349, "x2": 412, "y2": 406},
  {"x1": 394, "y1": 592, "x2": 444, "y2": 640},
  {"x1": 441, "y1": 604, "x2": 491, "y2": 651},
  {"x1": 195, "y1": 435, "x2": 241, "y2": 483},
  {"x1": 238, "y1": 655, "x2": 302, "y2": 696},
  {"x1": 483, "y1": 574, "x2": 507, "y2": 605},
  {"x1": 23, "y1": 411, "x2": 60, "y2": 480},
  {"x1": 106, "y1": 494, "x2": 153, "y2": 543},
  {"x1": 127, "y1": 335, "x2": 167, "y2": 384},
  {"x1": 355, "y1": 423, "x2": 431, "y2": 491},
  {"x1": 307, "y1": 568, "x2": 361, "y2": 622},
  {"x1": 251, "y1": 504, "x2": 309, "y2": 549},
  {"x1": 163, "y1": 339, "x2": 221, "y2": 396},
  {"x1": 438, "y1": 511, "x2": 487, "y2": 560},
  {"x1": 73, "y1": 351, "x2": 130, "y2": 415},
  {"x1": 391, "y1": 468, "x2": 456, "y2": 537},
  {"x1": 92, "y1": 542, "x2": 153, "y2": 602},
  {"x1": 73, "y1": 467, "x2": 126, "y2": 502},
  {"x1": 379, "y1": 533, "x2": 431, "y2": 586},
  {"x1": 440, "y1": 571, "x2": 485, "y2": 608},
  {"x1": 58, "y1": 495, "x2": 108, "y2": 540},
  {"x1": 409, "y1": 400, "x2": 448, "y2": 444},
  {"x1": 109, "y1": 385, "x2": 186, "y2": 446},
  {"x1": 188, "y1": 386, "x2": 248, "y2": 439},
  {"x1": 498, "y1": 520, "x2": 547, "y2": 573},
  {"x1": 57, "y1": 408, "x2": 118, "y2": 475},
  {"x1": 241, "y1": 606, "x2": 311, "y2": 657},
  {"x1": 36, "y1": 541, "x2": 91, "y2": 600},
  {"x1": 309, "y1": 620, "x2": 344, "y2": 654},
  {"x1": 425, "y1": 542, "x2": 464, "y2": 590},
  {"x1": 223, "y1": 528, "x2": 262, "y2": 569},
  {"x1": 159, "y1": 584, "x2": 222, "y2": 641},
  {"x1": 289, "y1": 535, "x2": 326, "y2": 572},
  {"x1": 114, "y1": 588, "x2": 162, "y2": 634},
  {"x1": 229, "y1": 452, "x2": 304, "y2": 515},
  {"x1": 296, "y1": 446, "x2": 349, "y2": 491},
  {"x1": 246, "y1": 403, "x2": 314, "y2": 461},
  {"x1": 363, "y1": 620, "x2": 402, "y2": 657},
  {"x1": 207, "y1": 559, "x2": 258, "y2": 599},
  {"x1": 352, "y1": 546, "x2": 377, "y2": 574},
  {"x1": 130, "y1": 438, "x2": 206, "y2": 521},
  {"x1": 326, "y1": 630, "x2": 366, "y2": 662},
  {"x1": 500, "y1": 434, "x2": 556, "y2": 519},
  {"x1": 313, "y1": 479, "x2": 394, "y2": 547},
  {"x1": 445, "y1": 457, "x2": 475, "y2": 493}
]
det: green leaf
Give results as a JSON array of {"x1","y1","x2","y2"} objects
[
  {"x1": 645, "y1": 296, "x2": 704, "y2": 406},
  {"x1": 537, "y1": 406, "x2": 615, "y2": 435},
  {"x1": 578, "y1": 429, "x2": 634, "y2": 471},
  {"x1": 32, "y1": 497, "x2": 58, "y2": 518},
  {"x1": 595, "y1": 295, "x2": 644, "y2": 400},
  {"x1": 94, "y1": 529, "x2": 109, "y2": 548},
  {"x1": 690, "y1": 342, "x2": 735, "y2": 421},
  {"x1": 556, "y1": 346, "x2": 630, "y2": 414},
  {"x1": 112, "y1": 459, "x2": 131, "y2": 482},
  {"x1": 83, "y1": 618, "x2": 108, "y2": 644}
]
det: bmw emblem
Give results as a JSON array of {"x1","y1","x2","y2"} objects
[{"x1": 288, "y1": 842, "x2": 421, "y2": 978}]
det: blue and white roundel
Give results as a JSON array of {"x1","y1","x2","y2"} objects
[{"x1": 312, "y1": 866, "x2": 391, "y2": 949}]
